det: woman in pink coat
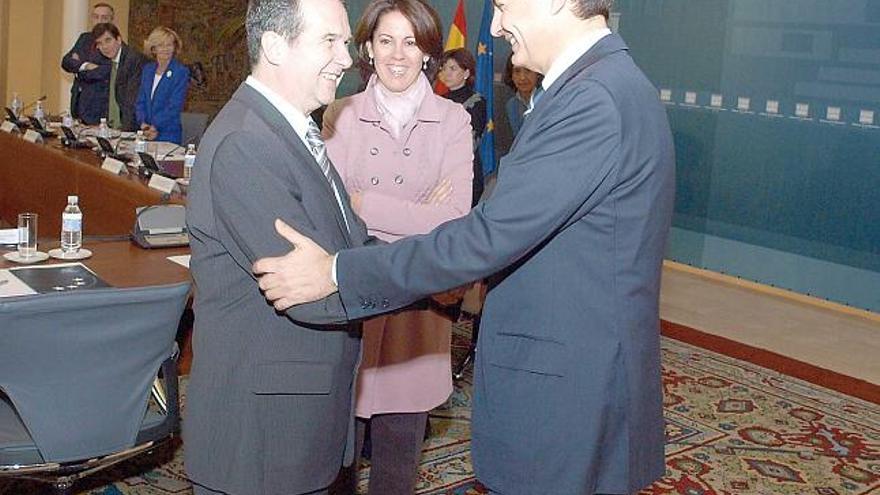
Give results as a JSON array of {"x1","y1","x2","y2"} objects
[{"x1": 321, "y1": 0, "x2": 473, "y2": 493}]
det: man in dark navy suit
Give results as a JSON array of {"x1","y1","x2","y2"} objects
[
  {"x1": 254, "y1": 0, "x2": 675, "y2": 493},
  {"x1": 89, "y1": 23, "x2": 146, "y2": 131},
  {"x1": 61, "y1": 3, "x2": 114, "y2": 121}
]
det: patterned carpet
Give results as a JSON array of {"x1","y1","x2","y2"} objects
[{"x1": 2, "y1": 320, "x2": 878, "y2": 495}]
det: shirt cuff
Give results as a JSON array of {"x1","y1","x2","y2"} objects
[
  {"x1": 78, "y1": 62, "x2": 89, "y2": 71},
  {"x1": 331, "y1": 253, "x2": 339, "y2": 287}
]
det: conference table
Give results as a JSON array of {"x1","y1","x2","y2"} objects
[
  {"x1": 0, "y1": 129, "x2": 191, "y2": 288},
  {"x1": 0, "y1": 240, "x2": 190, "y2": 287},
  {"x1": 0, "y1": 130, "x2": 185, "y2": 239}
]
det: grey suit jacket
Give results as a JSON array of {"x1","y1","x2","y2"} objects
[
  {"x1": 335, "y1": 34, "x2": 674, "y2": 494},
  {"x1": 185, "y1": 83, "x2": 371, "y2": 495}
]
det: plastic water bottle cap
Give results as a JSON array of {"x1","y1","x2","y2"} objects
[{"x1": 68, "y1": 195, "x2": 79, "y2": 205}]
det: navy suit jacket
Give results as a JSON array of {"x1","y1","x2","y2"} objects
[
  {"x1": 334, "y1": 34, "x2": 675, "y2": 494},
  {"x1": 135, "y1": 58, "x2": 189, "y2": 144},
  {"x1": 61, "y1": 32, "x2": 102, "y2": 121},
  {"x1": 65, "y1": 43, "x2": 145, "y2": 129}
]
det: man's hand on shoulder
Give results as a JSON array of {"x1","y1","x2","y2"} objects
[{"x1": 253, "y1": 219, "x2": 337, "y2": 311}]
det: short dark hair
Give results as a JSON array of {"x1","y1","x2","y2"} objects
[
  {"x1": 502, "y1": 52, "x2": 543, "y2": 91},
  {"x1": 354, "y1": 0, "x2": 443, "y2": 82},
  {"x1": 93, "y1": 3, "x2": 114, "y2": 15},
  {"x1": 570, "y1": 0, "x2": 614, "y2": 20},
  {"x1": 440, "y1": 48, "x2": 476, "y2": 88},
  {"x1": 245, "y1": 0, "x2": 305, "y2": 67},
  {"x1": 91, "y1": 22, "x2": 121, "y2": 41}
]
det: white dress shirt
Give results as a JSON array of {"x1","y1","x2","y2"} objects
[
  {"x1": 541, "y1": 28, "x2": 612, "y2": 91},
  {"x1": 525, "y1": 27, "x2": 612, "y2": 116}
]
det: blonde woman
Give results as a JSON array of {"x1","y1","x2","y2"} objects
[{"x1": 135, "y1": 27, "x2": 189, "y2": 143}]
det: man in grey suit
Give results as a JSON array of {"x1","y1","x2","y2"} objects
[
  {"x1": 184, "y1": 0, "x2": 368, "y2": 494},
  {"x1": 254, "y1": 0, "x2": 674, "y2": 494}
]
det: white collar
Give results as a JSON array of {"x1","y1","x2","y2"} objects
[
  {"x1": 112, "y1": 47, "x2": 122, "y2": 64},
  {"x1": 245, "y1": 75, "x2": 310, "y2": 144},
  {"x1": 541, "y1": 28, "x2": 611, "y2": 91}
]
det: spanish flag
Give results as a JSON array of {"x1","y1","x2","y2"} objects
[{"x1": 435, "y1": 0, "x2": 467, "y2": 94}]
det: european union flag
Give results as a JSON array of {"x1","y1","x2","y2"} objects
[{"x1": 474, "y1": 0, "x2": 495, "y2": 176}]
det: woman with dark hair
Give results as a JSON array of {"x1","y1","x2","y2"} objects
[
  {"x1": 438, "y1": 47, "x2": 486, "y2": 205},
  {"x1": 321, "y1": 0, "x2": 473, "y2": 492},
  {"x1": 503, "y1": 52, "x2": 543, "y2": 137}
]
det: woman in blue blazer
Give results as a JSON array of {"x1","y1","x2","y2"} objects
[{"x1": 136, "y1": 27, "x2": 189, "y2": 144}]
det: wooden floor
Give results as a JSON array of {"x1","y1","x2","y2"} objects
[{"x1": 660, "y1": 262, "x2": 880, "y2": 385}]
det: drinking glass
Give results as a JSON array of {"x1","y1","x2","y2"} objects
[{"x1": 17, "y1": 212, "x2": 37, "y2": 258}]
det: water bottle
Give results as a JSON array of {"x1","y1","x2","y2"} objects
[
  {"x1": 134, "y1": 130, "x2": 146, "y2": 153},
  {"x1": 184, "y1": 143, "x2": 196, "y2": 180},
  {"x1": 33, "y1": 100, "x2": 45, "y2": 125},
  {"x1": 98, "y1": 117, "x2": 109, "y2": 138},
  {"x1": 61, "y1": 195, "x2": 83, "y2": 254},
  {"x1": 10, "y1": 93, "x2": 22, "y2": 119}
]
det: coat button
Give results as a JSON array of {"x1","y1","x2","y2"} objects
[
  {"x1": 402, "y1": 148, "x2": 412, "y2": 156},
  {"x1": 394, "y1": 175, "x2": 404, "y2": 185},
  {"x1": 371, "y1": 176, "x2": 380, "y2": 185},
  {"x1": 370, "y1": 147, "x2": 379, "y2": 155},
  {"x1": 381, "y1": 298, "x2": 390, "y2": 309}
]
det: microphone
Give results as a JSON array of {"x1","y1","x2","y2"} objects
[
  {"x1": 21, "y1": 95, "x2": 47, "y2": 113},
  {"x1": 95, "y1": 135, "x2": 132, "y2": 163},
  {"x1": 60, "y1": 125, "x2": 91, "y2": 149},
  {"x1": 159, "y1": 135, "x2": 198, "y2": 161}
]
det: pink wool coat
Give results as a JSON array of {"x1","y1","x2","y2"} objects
[{"x1": 323, "y1": 86, "x2": 473, "y2": 417}]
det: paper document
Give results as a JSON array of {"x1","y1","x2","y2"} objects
[
  {"x1": 167, "y1": 255, "x2": 190, "y2": 268},
  {"x1": 0, "y1": 269, "x2": 38, "y2": 298},
  {"x1": 0, "y1": 229, "x2": 18, "y2": 245}
]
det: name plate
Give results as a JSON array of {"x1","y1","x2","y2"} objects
[
  {"x1": 0, "y1": 228, "x2": 18, "y2": 244},
  {"x1": 1, "y1": 121, "x2": 18, "y2": 133},
  {"x1": 148, "y1": 173, "x2": 178, "y2": 194},
  {"x1": 23, "y1": 129, "x2": 43, "y2": 143},
  {"x1": 101, "y1": 157, "x2": 127, "y2": 175}
]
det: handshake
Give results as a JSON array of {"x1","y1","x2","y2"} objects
[{"x1": 254, "y1": 219, "x2": 473, "y2": 313}]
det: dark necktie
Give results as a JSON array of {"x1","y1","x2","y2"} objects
[{"x1": 108, "y1": 61, "x2": 120, "y2": 128}]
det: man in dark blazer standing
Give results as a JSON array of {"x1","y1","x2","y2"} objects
[
  {"x1": 89, "y1": 23, "x2": 145, "y2": 130},
  {"x1": 185, "y1": 0, "x2": 368, "y2": 494},
  {"x1": 61, "y1": 2, "x2": 114, "y2": 120},
  {"x1": 254, "y1": 0, "x2": 675, "y2": 494}
]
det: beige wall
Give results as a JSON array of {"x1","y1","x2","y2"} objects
[
  {"x1": 5, "y1": 0, "x2": 46, "y2": 109},
  {"x1": 0, "y1": 0, "x2": 130, "y2": 114},
  {"x1": 0, "y1": 1, "x2": 9, "y2": 106}
]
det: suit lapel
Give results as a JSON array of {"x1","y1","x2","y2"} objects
[
  {"x1": 233, "y1": 84, "x2": 354, "y2": 246},
  {"x1": 541, "y1": 34, "x2": 628, "y2": 108},
  {"x1": 512, "y1": 34, "x2": 628, "y2": 148},
  {"x1": 152, "y1": 65, "x2": 167, "y2": 104}
]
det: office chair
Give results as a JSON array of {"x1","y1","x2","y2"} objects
[
  {"x1": 0, "y1": 282, "x2": 191, "y2": 494},
  {"x1": 181, "y1": 112, "x2": 209, "y2": 147}
]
